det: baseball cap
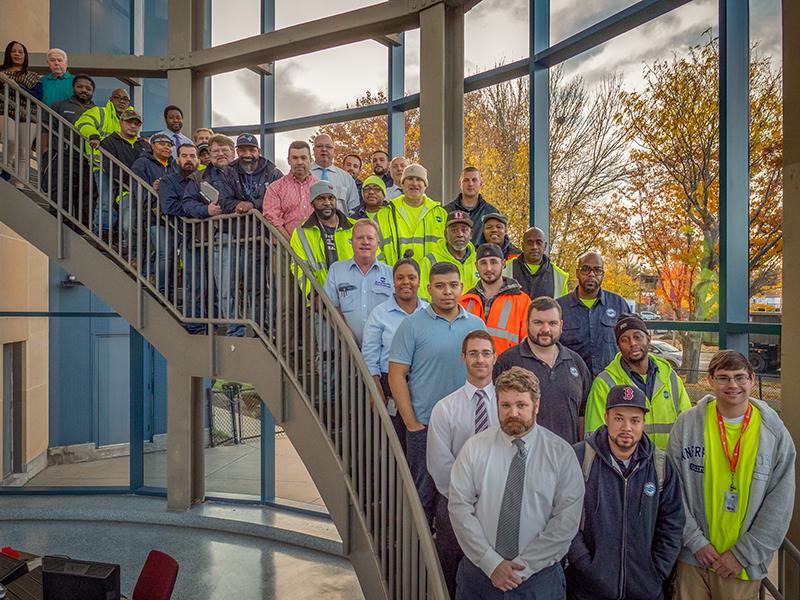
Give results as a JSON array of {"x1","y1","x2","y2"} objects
[
  {"x1": 606, "y1": 384, "x2": 649, "y2": 413},
  {"x1": 150, "y1": 131, "x2": 174, "y2": 145},
  {"x1": 481, "y1": 213, "x2": 509, "y2": 227},
  {"x1": 119, "y1": 108, "x2": 142, "y2": 123},
  {"x1": 476, "y1": 243, "x2": 504, "y2": 261},
  {"x1": 446, "y1": 211, "x2": 473, "y2": 228},
  {"x1": 614, "y1": 314, "x2": 649, "y2": 341},
  {"x1": 197, "y1": 142, "x2": 209, "y2": 153},
  {"x1": 236, "y1": 133, "x2": 259, "y2": 148},
  {"x1": 310, "y1": 180, "x2": 337, "y2": 202}
]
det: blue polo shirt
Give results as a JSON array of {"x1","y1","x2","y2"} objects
[
  {"x1": 557, "y1": 288, "x2": 631, "y2": 377},
  {"x1": 323, "y1": 258, "x2": 394, "y2": 345},
  {"x1": 389, "y1": 305, "x2": 486, "y2": 424}
]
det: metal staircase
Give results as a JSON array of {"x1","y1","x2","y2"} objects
[{"x1": 0, "y1": 75, "x2": 447, "y2": 599}]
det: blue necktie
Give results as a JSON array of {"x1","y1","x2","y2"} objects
[{"x1": 320, "y1": 168, "x2": 329, "y2": 181}]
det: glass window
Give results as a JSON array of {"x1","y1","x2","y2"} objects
[
  {"x1": 275, "y1": 0, "x2": 382, "y2": 29},
  {"x1": 211, "y1": 69, "x2": 261, "y2": 128},
  {"x1": 211, "y1": 0, "x2": 260, "y2": 45},
  {"x1": 143, "y1": 0, "x2": 169, "y2": 55},
  {"x1": 551, "y1": 1, "x2": 640, "y2": 44},
  {"x1": 50, "y1": 0, "x2": 131, "y2": 55},
  {"x1": 404, "y1": 29, "x2": 420, "y2": 96},
  {"x1": 465, "y1": 0, "x2": 529, "y2": 73}
]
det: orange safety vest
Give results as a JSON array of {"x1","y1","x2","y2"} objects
[{"x1": 460, "y1": 287, "x2": 531, "y2": 354}]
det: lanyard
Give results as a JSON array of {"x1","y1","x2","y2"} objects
[{"x1": 716, "y1": 403, "x2": 753, "y2": 488}]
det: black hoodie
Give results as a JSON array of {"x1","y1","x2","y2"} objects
[
  {"x1": 566, "y1": 428, "x2": 684, "y2": 600},
  {"x1": 444, "y1": 193, "x2": 499, "y2": 245}
]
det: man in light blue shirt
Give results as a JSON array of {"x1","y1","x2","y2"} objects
[
  {"x1": 311, "y1": 134, "x2": 360, "y2": 214},
  {"x1": 324, "y1": 220, "x2": 394, "y2": 345},
  {"x1": 389, "y1": 261, "x2": 487, "y2": 525}
]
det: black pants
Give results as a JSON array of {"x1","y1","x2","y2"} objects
[
  {"x1": 435, "y1": 493, "x2": 464, "y2": 599},
  {"x1": 405, "y1": 427, "x2": 437, "y2": 527}
]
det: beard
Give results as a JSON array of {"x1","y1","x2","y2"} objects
[
  {"x1": 501, "y1": 416, "x2": 534, "y2": 436},
  {"x1": 529, "y1": 332, "x2": 559, "y2": 347},
  {"x1": 240, "y1": 158, "x2": 257, "y2": 173}
]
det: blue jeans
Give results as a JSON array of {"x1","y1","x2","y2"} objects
[
  {"x1": 456, "y1": 560, "x2": 565, "y2": 600},
  {"x1": 213, "y1": 234, "x2": 245, "y2": 337},
  {"x1": 183, "y1": 237, "x2": 213, "y2": 334},
  {"x1": 92, "y1": 170, "x2": 117, "y2": 235},
  {"x1": 147, "y1": 223, "x2": 172, "y2": 295}
]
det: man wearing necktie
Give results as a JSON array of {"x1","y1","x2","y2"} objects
[
  {"x1": 449, "y1": 366, "x2": 585, "y2": 599},
  {"x1": 310, "y1": 134, "x2": 360, "y2": 214},
  {"x1": 427, "y1": 330, "x2": 500, "y2": 598},
  {"x1": 163, "y1": 105, "x2": 193, "y2": 159}
]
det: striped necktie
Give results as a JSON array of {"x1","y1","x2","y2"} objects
[
  {"x1": 474, "y1": 389, "x2": 489, "y2": 433},
  {"x1": 495, "y1": 438, "x2": 528, "y2": 560}
]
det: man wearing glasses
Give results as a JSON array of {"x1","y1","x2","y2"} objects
[
  {"x1": 667, "y1": 350, "x2": 795, "y2": 600},
  {"x1": 557, "y1": 252, "x2": 631, "y2": 376},
  {"x1": 427, "y1": 330, "x2": 499, "y2": 598}
]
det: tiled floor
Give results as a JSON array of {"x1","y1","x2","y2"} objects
[
  {"x1": 2, "y1": 519, "x2": 362, "y2": 599},
  {"x1": 23, "y1": 436, "x2": 326, "y2": 508}
]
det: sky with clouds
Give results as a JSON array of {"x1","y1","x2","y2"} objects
[{"x1": 210, "y1": 0, "x2": 782, "y2": 169}]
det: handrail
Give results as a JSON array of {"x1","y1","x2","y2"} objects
[
  {"x1": 760, "y1": 538, "x2": 800, "y2": 600},
  {"x1": 0, "y1": 74, "x2": 448, "y2": 599}
]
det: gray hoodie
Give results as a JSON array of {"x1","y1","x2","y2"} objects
[{"x1": 666, "y1": 394, "x2": 796, "y2": 580}]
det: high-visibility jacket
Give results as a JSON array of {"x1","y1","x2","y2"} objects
[
  {"x1": 75, "y1": 99, "x2": 128, "y2": 167},
  {"x1": 418, "y1": 238, "x2": 479, "y2": 300},
  {"x1": 503, "y1": 254, "x2": 570, "y2": 299},
  {"x1": 289, "y1": 211, "x2": 355, "y2": 294},
  {"x1": 375, "y1": 194, "x2": 447, "y2": 265},
  {"x1": 584, "y1": 352, "x2": 692, "y2": 450},
  {"x1": 460, "y1": 278, "x2": 531, "y2": 354}
]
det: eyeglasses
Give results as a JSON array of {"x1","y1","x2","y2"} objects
[
  {"x1": 465, "y1": 350, "x2": 495, "y2": 359},
  {"x1": 111, "y1": 95, "x2": 130, "y2": 103},
  {"x1": 579, "y1": 266, "x2": 604, "y2": 275},
  {"x1": 712, "y1": 374, "x2": 751, "y2": 384}
]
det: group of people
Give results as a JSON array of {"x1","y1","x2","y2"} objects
[{"x1": 2, "y1": 40, "x2": 796, "y2": 600}]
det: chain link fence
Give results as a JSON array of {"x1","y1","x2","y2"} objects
[{"x1": 207, "y1": 382, "x2": 285, "y2": 446}]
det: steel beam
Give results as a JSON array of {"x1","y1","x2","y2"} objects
[
  {"x1": 781, "y1": 0, "x2": 800, "y2": 581},
  {"x1": 388, "y1": 33, "x2": 406, "y2": 159},
  {"x1": 530, "y1": 0, "x2": 550, "y2": 235},
  {"x1": 260, "y1": 0, "x2": 276, "y2": 162},
  {"x1": 166, "y1": 367, "x2": 206, "y2": 510},
  {"x1": 189, "y1": 1, "x2": 420, "y2": 77},
  {"x1": 28, "y1": 53, "x2": 166, "y2": 78},
  {"x1": 130, "y1": 328, "x2": 145, "y2": 491},
  {"x1": 718, "y1": 0, "x2": 749, "y2": 355}
]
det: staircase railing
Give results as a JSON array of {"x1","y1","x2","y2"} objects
[
  {"x1": 760, "y1": 538, "x2": 800, "y2": 600},
  {"x1": 0, "y1": 74, "x2": 448, "y2": 599}
]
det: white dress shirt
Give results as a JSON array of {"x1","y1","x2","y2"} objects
[
  {"x1": 386, "y1": 183, "x2": 402, "y2": 200},
  {"x1": 427, "y1": 381, "x2": 498, "y2": 497},
  {"x1": 448, "y1": 425, "x2": 585, "y2": 580},
  {"x1": 311, "y1": 163, "x2": 360, "y2": 214}
]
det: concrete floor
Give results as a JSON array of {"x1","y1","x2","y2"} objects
[
  {"x1": 2, "y1": 519, "x2": 362, "y2": 599},
  {"x1": 23, "y1": 437, "x2": 326, "y2": 508}
]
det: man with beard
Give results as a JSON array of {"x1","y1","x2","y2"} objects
[
  {"x1": 566, "y1": 384, "x2": 684, "y2": 600},
  {"x1": 323, "y1": 220, "x2": 393, "y2": 345},
  {"x1": 493, "y1": 297, "x2": 591, "y2": 445},
  {"x1": 418, "y1": 211, "x2": 478, "y2": 300},
  {"x1": 264, "y1": 141, "x2": 317, "y2": 238},
  {"x1": 478, "y1": 213, "x2": 521, "y2": 261},
  {"x1": 504, "y1": 227, "x2": 570, "y2": 299},
  {"x1": 585, "y1": 315, "x2": 691, "y2": 450},
  {"x1": 557, "y1": 252, "x2": 631, "y2": 376},
  {"x1": 448, "y1": 366, "x2": 584, "y2": 599},
  {"x1": 158, "y1": 143, "x2": 207, "y2": 332},
  {"x1": 461, "y1": 243, "x2": 530, "y2": 354},
  {"x1": 50, "y1": 73, "x2": 95, "y2": 124},
  {"x1": 289, "y1": 180, "x2": 354, "y2": 291},
  {"x1": 220, "y1": 133, "x2": 283, "y2": 216},
  {"x1": 444, "y1": 167, "x2": 499, "y2": 246},
  {"x1": 390, "y1": 262, "x2": 486, "y2": 526},
  {"x1": 370, "y1": 149, "x2": 393, "y2": 187},
  {"x1": 386, "y1": 155, "x2": 407, "y2": 200},
  {"x1": 311, "y1": 134, "x2": 360, "y2": 215},
  {"x1": 427, "y1": 330, "x2": 500, "y2": 598}
]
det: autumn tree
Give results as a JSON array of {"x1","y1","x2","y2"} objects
[{"x1": 622, "y1": 39, "x2": 783, "y2": 378}]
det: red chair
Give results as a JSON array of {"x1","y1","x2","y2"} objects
[{"x1": 131, "y1": 550, "x2": 179, "y2": 600}]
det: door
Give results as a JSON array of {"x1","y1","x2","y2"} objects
[
  {"x1": 2, "y1": 342, "x2": 24, "y2": 478},
  {"x1": 95, "y1": 334, "x2": 130, "y2": 446}
]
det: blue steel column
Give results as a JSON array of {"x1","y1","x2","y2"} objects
[
  {"x1": 204, "y1": 0, "x2": 212, "y2": 126},
  {"x1": 261, "y1": 404, "x2": 276, "y2": 502},
  {"x1": 388, "y1": 33, "x2": 406, "y2": 158},
  {"x1": 718, "y1": 0, "x2": 749, "y2": 353},
  {"x1": 260, "y1": 0, "x2": 276, "y2": 161},
  {"x1": 530, "y1": 0, "x2": 550, "y2": 239},
  {"x1": 129, "y1": 327, "x2": 144, "y2": 491}
]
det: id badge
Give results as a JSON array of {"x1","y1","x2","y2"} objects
[{"x1": 723, "y1": 490, "x2": 739, "y2": 513}]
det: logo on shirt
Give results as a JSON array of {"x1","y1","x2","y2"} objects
[
  {"x1": 643, "y1": 482, "x2": 657, "y2": 497},
  {"x1": 570, "y1": 366, "x2": 579, "y2": 378},
  {"x1": 436, "y1": 216, "x2": 442, "y2": 222},
  {"x1": 663, "y1": 390, "x2": 670, "y2": 399},
  {"x1": 337, "y1": 283, "x2": 357, "y2": 297},
  {"x1": 606, "y1": 308, "x2": 617, "y2": 318},
  {"x1": 375, "y1": 276, "x2": 392, "y2": 289}
]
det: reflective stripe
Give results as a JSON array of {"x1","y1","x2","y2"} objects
[
  {"x1": 296, "y1": 227, "x2": 323, "y2": 274},
  {"x1": 669, "y1": 370, "x2": 681, "y2": 415},
  {"x1": 466, "y1": 300, "x2": 476, "y2": 314},
  {"x1": 486, "y1": 328, "x2": 519, "y2": 342},
  {"x1": 598, "y1": 371, "x2": 616, "y2": 390},
  {"x1": 553, "y1": 270, "x2": 568, "y2": 295},
  {"x1": 378, "y1": 235, "x2": 394, "y2": 250},
  {"x1": 425, "y1": 253, "x2": 436, "y2": 267},
  {"x1": 644, "y1": 423, "x2": 674, "y2": 434},
  {"x1": 495, "y1": 298, "x2": 513, "y2": 330},
  {"x1": 397, "y1": 236, "x2": 438, "y2": 245}
]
